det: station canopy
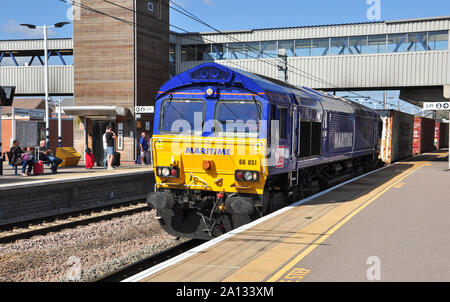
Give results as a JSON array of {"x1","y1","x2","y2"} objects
[{"x1": 62, "y1": 106, "x2": 129, "y2": 118}]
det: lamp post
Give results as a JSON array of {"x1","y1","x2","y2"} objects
[{"x1": 20, "y1": 22, "x2": 70, "y2": 148}]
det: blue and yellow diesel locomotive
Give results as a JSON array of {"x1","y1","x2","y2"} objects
[{"x1": 148, "y1": 63, "x2": 382, "y2": 239}]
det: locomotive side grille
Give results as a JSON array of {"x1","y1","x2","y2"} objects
[
  {"x1": 355, "y1": 116, "x2": 375, "y2": 150},
  {"x1": 328, "y1": 113, "x2": 354, "y2": 153}
]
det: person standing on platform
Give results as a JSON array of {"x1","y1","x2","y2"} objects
[
  {"x1": 102, "y1": 129, "x2": 108, "y2": 169},
  {"x1": 139, "y1": 132, "x2": 148, "y2": 166},
  {"x1": 105, "y1": 126, "x2": 117, "y2": 170}
]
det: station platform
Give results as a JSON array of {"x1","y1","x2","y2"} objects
[
  {"x1": 127, "y1": 150, "x2": 450, "y2": 282},
  {"x1": 0, "y1": 163, "x2": 153, "y2": 189},
  {"x1": 0, "y1": 164, "x2": 155, "y2": 226}
]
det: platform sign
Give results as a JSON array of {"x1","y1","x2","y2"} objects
[
  {"x1": 423, "y1": 101, "x2": 450, "y2": 171},
  {"x1": 423, "y1": 102, "x2": 450, "y2": 110},
  {"x1": 14, "y1": 108, "x2": 45, "y2": 120},
  {"x1": 135, "y1": 106, "x2": 154, "y2": 114}
]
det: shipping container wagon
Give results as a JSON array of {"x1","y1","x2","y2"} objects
[
  {"x1": 413, "y1": 117, "x2": 435, "y2": 155},
  {"x1": 377, "y1": 110, "x2": 414, "y2": 164},
  {"x1": 434, "y1": 122, "x2": 449, "y2": 149}
]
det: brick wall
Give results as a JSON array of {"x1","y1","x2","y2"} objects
[{"x1": 0, "y1": 170, "x2": 155, "y2": 226}]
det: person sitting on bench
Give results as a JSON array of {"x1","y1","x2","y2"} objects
[
  {"x1": 37, "y1": 140, "x2": 63, "y2": 174},
  {"x1": 10, "y1": 140, "x2": 34, "y2": 176}
]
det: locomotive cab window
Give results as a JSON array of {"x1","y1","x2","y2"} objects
[
  {"x1": 278, "y1": 107, "x2": 288, "y2": 139},
  {"x1": 160, "y1": 99, "x2": 205, "y2": 134},
  {"x1": 300, "y1": 121, "x2": 322, "y2": 158},
  {"x1": 270, "y1": 106, "x2": 288, "y2": 139},
  {"x1": 214, "y1": 100, "x2": 261, "y2": 136}
]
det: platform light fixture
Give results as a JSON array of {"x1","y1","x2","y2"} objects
[{"x1": 19, "y1": 22, "x2": 70, "y2": 148}]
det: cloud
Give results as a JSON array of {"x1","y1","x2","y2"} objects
[
  {"x1": 203, "y1": 0, "x2": 214, "y2": 6},
  {"x1": 2, "y1": 19, "x2": 56, "y2": 38}
]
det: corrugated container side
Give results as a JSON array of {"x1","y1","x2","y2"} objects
[
  {"x1": 377, "y1": 109, "x2": 414, "y2": 164},
  {"x1": 378, "y1": 111, "x2": 393, "y2": 164},
  {"x1": 421, "y1": 117, "x2": 435, "y2": 153},
  {"x1": 438, "y1": 123, "x2": 449, "y2": 149},
  {"x1": 413, "y1": 117, "x2": 422, "y2": 155},
  {"x1": 391, "y1": 110, "x2": 414, "y2": 162},
  {"x1": 434, "y1": 122, "x2": 440, "y2": 149}
]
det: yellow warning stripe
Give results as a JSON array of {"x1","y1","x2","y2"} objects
[{"x1": 266, "y1": 162, "x2": 424, "y2": 282}]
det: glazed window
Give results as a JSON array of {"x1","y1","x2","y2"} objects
[
  {"x1": 160, "y1": 99, "x2": 205, "y2": 133},
  {"x1": 214, "y1": 100, "x2": 261, "y2": 134},
  {"x1": 300, "y1": 121, "x2": 322, "y2": 158}
]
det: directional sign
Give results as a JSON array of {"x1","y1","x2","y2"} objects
[
  {"x1": 423, "y1": 102, "x2": 450, "y2": 110},
  {"x1": 134, "y1": 106, "x2": 154, "y2": 114},
  {"x1": 14, "y1": 108, "x2": 45, "y2": 120}
]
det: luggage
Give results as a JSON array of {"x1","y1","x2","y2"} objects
[
  {"x1": 112, "y1": 152, "x2": 121, "y2": 167},
  {"x1": 33, "y1": 160, "x2": 44, "y2": 175},
  {"x1": 144, "y1": 151, "x2": 151, "y2": 165},
  {"x1": 85, "y1": 153, "x2": 95, "y2": 169}
]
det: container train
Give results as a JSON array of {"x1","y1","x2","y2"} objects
[{"x1": 147, "y1": 63, "x2": 382, "y2": 240}]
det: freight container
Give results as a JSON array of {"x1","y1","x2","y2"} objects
[
  {"x1": 434, "y1": 122, "x2": 449, "y2": 149},
  {"x1": 413, "y1": 117, "x2": 435, "y2": 155},
  {"x1": 377, "y1": 110, "x2": 414, "y2": 164}
]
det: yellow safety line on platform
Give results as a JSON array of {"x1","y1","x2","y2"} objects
[
  {"x1": 438, "y1": 152, "x2": 449, "y2": 159},
  {"x1": 266, "y1": 162, "x2": 424, "y2": 282},
  {"x1": 393, "y1": 182, "x2": 405, "y2": 189}
]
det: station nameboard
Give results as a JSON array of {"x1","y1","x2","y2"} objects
[
  {"x1": 134, "y1": 106, "x2": 154, "y2": 114},
  {"x1": 14, "y1": 108, "x2": 45, "y2": 120},
  {"x1": 423, "y1": 102, "x2": 450, "y2": 110}
]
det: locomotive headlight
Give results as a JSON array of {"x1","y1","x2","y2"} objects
[
  {"x1": 161, "y1": 167, "x2": 171, "y2": 177},
  {"x1": 235, "y1": 170, "x2": 259, "y2": 182},
  {"x1": 244, "y1": 171, "x2": 253, "y2": 181},
  {"x1": 204, "y1": 86, "x2": 218, "y2": 98}
]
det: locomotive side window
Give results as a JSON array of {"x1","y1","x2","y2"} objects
[
  {"x1": 160, "y1": 99, "x2": 205, "y2": 133},
  {"x1": 214, "y1": 100, "x2": 261, "y2": 134},
  {"x1": 278, "y1": 107, "x2": 288, "y2": 139},
  {"x1": 299, "y1": 121, "x2": 322, "y2": 158},
  {"x1": 300, "y1": 121, "x2": 311, "y2": 158},
  {"x1": 311, "y1": 122, "x2": 322, "y2": 156}
]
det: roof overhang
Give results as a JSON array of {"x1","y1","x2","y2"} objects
[
  {"x1": 62, "y1": 106, "x2": 129, "y2": 117},
  {"x1": 399, "y1": 86, "x2": 449, "y2": 108}
]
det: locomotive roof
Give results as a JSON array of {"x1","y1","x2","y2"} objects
[{"x1": 157, "y1": 63, "x2": 378, "y2": 116}]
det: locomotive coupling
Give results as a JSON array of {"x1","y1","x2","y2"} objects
[{"x1": 147, "y1": 192, "x2": 174, "y2": 210}]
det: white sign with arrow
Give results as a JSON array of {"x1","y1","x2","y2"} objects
[
  {"x1": 423, "y1": 102, "x2": 450, "y2": 110},
  {"x1": 134, "y1": 106, "x2": 154, "y2": 114}
]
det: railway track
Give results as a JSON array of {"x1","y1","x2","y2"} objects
[
  {"x1": 96, "y1": 239, "x2": 205, "y2": 282},
  {"x1": 0, "y1": 202, "x2": 151, "y2": 244}
]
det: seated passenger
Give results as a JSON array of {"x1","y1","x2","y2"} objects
[
  {"x1": 10, "y1": 140, "x2": 34, "y2": 176},
  {"x1": 38, "y1": 140, "x2": 63, "y2": 174}
]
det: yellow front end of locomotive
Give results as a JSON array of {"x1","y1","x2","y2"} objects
[{"x1": 152, "y1": 135, "x2": 267, "y2": 195}]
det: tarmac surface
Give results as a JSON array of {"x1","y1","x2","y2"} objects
[
  {"x1": 298, "y1": 157, "x2": 450, "y2": 282},
  {"x1": 0, "y1": 162, "x2": 153, "y2": 188}
]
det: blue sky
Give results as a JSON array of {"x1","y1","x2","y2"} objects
[{"x1": 0, "y1": 0, "x2": 448, "y2": 39}]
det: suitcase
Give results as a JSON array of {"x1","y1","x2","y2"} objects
[
  {"x1": 85, "y1": 153, "x2": 95, "y2": 169},
  {"x1": 112, "y1": 152, "x2": 121, "y2": 167},
  {"x1": 144, "y1": 151, "x2": 151, "y2": 165},
  {"x1": 33, "y1": 160, "x2": 44, "y2": 175}
]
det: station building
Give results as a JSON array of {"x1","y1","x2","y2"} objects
[{"x1": 66, "y1": 0, "x2": 169, "y2": 164}]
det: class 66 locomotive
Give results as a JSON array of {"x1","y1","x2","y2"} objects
[{"x1": 148, "y1": 63, "x2": 382, "y2": 240}]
